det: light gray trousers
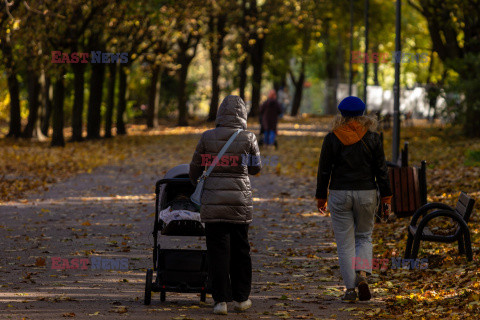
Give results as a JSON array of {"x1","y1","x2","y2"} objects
[{"x1": 328, "y1": 189, "x2": 378, "y2": 289}]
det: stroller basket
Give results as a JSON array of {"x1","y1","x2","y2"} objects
[{"x1": 160, "y1": 220, "x2": 205, "y2": 237}]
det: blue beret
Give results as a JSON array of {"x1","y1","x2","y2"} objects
[{"x1": 338, "y1": 96, "x2": 366, "y2": 117}]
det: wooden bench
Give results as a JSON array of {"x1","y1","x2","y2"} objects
[
  {"x1": 388, "y1": 159, "x2": 427, "y2": 217},
  {"x1": 377, "y1": 139, "x2": 428, "y2": 219},
  {"x1": 404, "y1": 192, "x2": 476, "y2": 261}
]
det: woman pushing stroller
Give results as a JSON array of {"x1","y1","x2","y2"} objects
[{"x1": 189, "y1": 95, "x2": 262, "y2": 315}]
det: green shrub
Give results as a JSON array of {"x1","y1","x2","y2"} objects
[{"x1": 464, "y1": 149, "x2": 480, "y2": 166}]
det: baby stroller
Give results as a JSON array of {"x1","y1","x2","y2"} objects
[{"x1": 144, "y1": 164, "x2": 209, "y2": 305}]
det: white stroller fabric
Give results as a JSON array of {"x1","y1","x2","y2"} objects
[{"x1": 159, "y1": 206, "x2": 202, "y2": 226}]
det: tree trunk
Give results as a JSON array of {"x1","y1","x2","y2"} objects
[
  {"x1": 41, "y1": 72, "x2": 52, "y2": 136},
  {"x1": 290, "y1": 64, "x2": 306, "y2": 117},
  {"x1": 116, "y1": 64, "x2": 128, "y2": 135},
  {"x1": 153, "y1": 68, "x2": 162, "y2": 127},
  {"x1": 208, "y1": 51, "x2": 221, "y2": 122},
  {"x1": 207, "y1": 13, "x2": 226, "y2": 122},
  {"x1": 238, "y1": 0, "x2": 248, "y2": 101},
  {"x1": 104, "y1": 63, "x2": 117, "y2": 138},
  {"x1": 324, "y1": 21, "x2": 339, "y2": 115},
  {"x1": 87, "y1": 63, "x2": 105, "y2": 139},
  {"x1": 22, "y1": 71, "x2": 41, "y2": 138},
  {"x1": 325, "y1": 79, "x2": 338, "y2": 115},
  {"x1": 4, "y1": 42, "x2": 22, "y2": 138},
  {"x1": 373, "y1": 43, "x2": 380, "y2": 86},
  {"x1": 51, "y1": 73, "x2": 65, "y2": 147},
  {"x1": 147, "y1": 65, "x2": 160, "y2": 128},
  {"x1": 373, "y1": 60, "x2": 379, "y2": 86},
  {"x1": 239, "y1": 59, "x2": 248, "y2": 101},
  {"x1": 177, "y1": 61, "x2": 189, "y2": 126},
  {"x1": 71, "y1": 63, "x2": 86, "y2": 142},
  {"x1": 463, "y1": 69, "x2": 480, "y2": 136},
  {"x1": 249, "y1": 36, "x2": 265, "y2": 117}
]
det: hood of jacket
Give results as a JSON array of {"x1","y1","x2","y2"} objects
[
  {"x1": 215, "y1": 95, "x2": 248, "y2": 129},
  {"x1": 333, "y1": 120, "x2": 367, "y2": 145}
]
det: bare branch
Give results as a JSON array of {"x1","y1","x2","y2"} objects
[
  {"x1": 5, "y1": 0, "x2": 14, "y2": 19},
  {"x1": 407, "y1": 0, "x2": 424, "y2": 14},
  {"x1": 23, "y1": 0, "x2": 66, "y2": 19}
]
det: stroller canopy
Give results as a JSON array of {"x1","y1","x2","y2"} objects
[{"x1": 164, "y1": 164, "x2": 190, "y2": 179}]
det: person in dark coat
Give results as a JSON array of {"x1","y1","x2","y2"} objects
[
  {"x1": 260, "y1": 90, "x2": 282, "y2": 148},
  {"x1": 315, "y1": 96, "x2": 392, "y2": 302},
  {"x1": 190, "y1": 95, "x2": 262, "y2": 315}
]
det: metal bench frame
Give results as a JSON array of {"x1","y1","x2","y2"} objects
[{"x1": 404, "y1": 192, "x2": 475, "y2": 261}]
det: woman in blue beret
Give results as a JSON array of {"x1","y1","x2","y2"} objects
[{"x1": 315, "y1": 96, "x2": 392, "y2": 302}]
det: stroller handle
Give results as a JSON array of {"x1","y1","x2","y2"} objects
[{"x1": 155, "y1": 178, "x2": 192, "y2": 195}]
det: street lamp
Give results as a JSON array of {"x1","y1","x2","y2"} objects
[{"x1": 392, "y1": 0, "x2": 401, "y2": 162}]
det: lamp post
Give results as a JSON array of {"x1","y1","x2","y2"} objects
[
  {"x1": 392, "y1": 0, "x2": 401, "y2": 162},
  {"x1": 349, "y1": 0, "x2": 354, "y2": 96},
  {"x1": 363, "y1": 0, "x2": 369, "y2": 106}
]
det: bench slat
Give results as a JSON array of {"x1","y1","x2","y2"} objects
[
  {"x1": 393, "y1": 168, "x2": 402, "y2": 213},
  {"x1": 407, "y1": 167, "x2": 416, "y2": 212},
  {"x1": 388, "y1": 169, "x2": 394, "y2": 213},
  {"x1": 459, "y1": 192, "x2": 470, "y2": 207},
  {"x1": 401, "y1": 167, "x2": 409, "y2": 212},
  {"x1": 455, "y1": 201, "x2": 467, "y2": 218},
  {"x1": 412, "y1": 167, "x2": 421, "y2": 209}
]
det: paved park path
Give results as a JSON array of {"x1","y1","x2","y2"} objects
[{"x1": 0, "y1": 154, "x2": 385, "y2": 319}]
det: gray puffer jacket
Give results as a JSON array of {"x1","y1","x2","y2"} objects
[{"x1": 189, "y1": 95, "x2": 262, "y2": 224}]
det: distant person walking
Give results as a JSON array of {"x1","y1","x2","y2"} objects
[
  {"x1": 315, "y1": 96, "x2": 392, "y2": 302},
  {"x1": 260, "y1": 90, "x2": 282, "y2": 149}
]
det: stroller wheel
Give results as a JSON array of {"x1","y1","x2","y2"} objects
[
  {"x1": 144, "y1": 269, "x2": 153, "y2": 305},
  {"x1": 160, "y1": 290, "x2": 166, "y2": 302},
  {"x1": 200, "y1": 290, "x2": 206, "y2": 303}
]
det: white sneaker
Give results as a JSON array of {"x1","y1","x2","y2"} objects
[
  {"x1": 213, "y1": 302, "x2": 227, "y2": 315},
  {"x1": 234, "y1": 299, "x2": 252, "y2": 312}
]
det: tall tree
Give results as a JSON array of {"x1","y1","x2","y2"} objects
[
  {"x1": 112, "y1": 1, "x2": 152, "y2": 134},
  {"x1": 247, "y1": 0, "x2": 265, "y2": 117},
  {"x1": 238, "y1": 0, "x2": 250, "y2": 101},
  {"x1": 69, "y1": 2, "x2": 108, "y2": 142},
  {"x1": 22, "y1": 70, "x2": 41, "y2": 138},
  {"x1": 172, "y1": 1, "x2": 204, "y2": 126},
  {"x1": 2, "y1": 37, "x2": 22, "y2": 137},
  {"x1": 247, "y1": 0, "x2": 282, "y2": 117},
  {"x1": 86, "y1": 34, "x2": 106, "y2": 140},
  {"x1": 104, "y1": 63, "x2": 116, "y2": 138},
  {"x1": 51, "y1": 70, "x2": 66, "y2": 147},
  {"x1": 323, "y1": 17, "x2": 339, "y2": 115},
  {"x1": 71, "y1": 62, "x2": 86, "y2": 141},
  {"x1": 206, "y1": 1, "x2": 228, "y2": 122},
  {"x1": 40, "y1": 69, "x2": 52, "y2": 137},
  {"x1": 144, "y1": 3, "x2": 175, "y2": 129},
  {"x1": 0, "y1": 0, "x2": 22, "y2": 138},
  {"x1": 408, "y1": 0, "x2": 480, "y2": 136},
  {"x1": 40, "y1": 69, "x2": 52, "y2": 136},
  {"x1": 287, "y1": 0, "x2": 321, "y2": 116},
  {"x1": 116, "y1": 64, "x2": 128, "y2": 135}
]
